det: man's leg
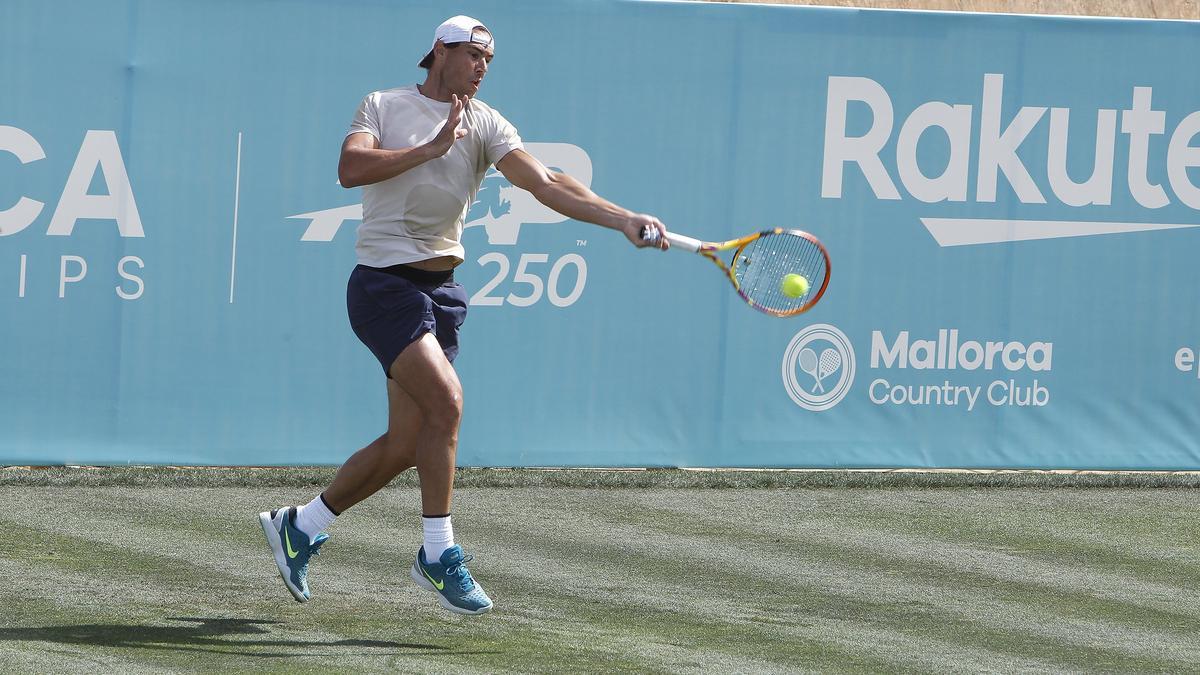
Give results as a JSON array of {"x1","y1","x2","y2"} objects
[
  {"x1": 258, "y1": 344, "x2": 433, "y2": 604},
  {"x1": 321, "y1": 378, "x2": 424, "y2": 513},
  {"x1": 389, "y1": 333, "x2": 492, "y2": 615},
  {"x1": 386, "y1": 332, "x2": 462, "y2": 517}
]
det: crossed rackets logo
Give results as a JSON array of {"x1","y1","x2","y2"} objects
[
  {"x1": 782, "y1": 324, "x2": 856, "y2": 411},
  {"x1": 797, "y1": 347, "x2": 842, "y2": 393}
]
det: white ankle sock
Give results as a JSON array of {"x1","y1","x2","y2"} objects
[
  {"x1": 295, "y1": 494, "x2": 337, "y2": 540},
  {"x1": 422, "y1": 515, "x2": 454, "y2": 563}
]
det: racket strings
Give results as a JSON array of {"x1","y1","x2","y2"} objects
[{"x1": 732, "y1": 233, "x2": 827, "y2": 315}]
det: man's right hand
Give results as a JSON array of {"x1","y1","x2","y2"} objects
[
  {"x1": 427, "y1": 94, "x2": 469, "y2": 157},
  {"x1": 622, "y1": 213, "x2": 670, "y2": 250}
]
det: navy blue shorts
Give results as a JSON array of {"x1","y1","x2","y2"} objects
[{"x1": 346, "y1": 264, "x2": 469, "y2": 376}]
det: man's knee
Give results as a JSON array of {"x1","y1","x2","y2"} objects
[{"x1": 424, "y1": 384, "x2": 463, "y2": 432}]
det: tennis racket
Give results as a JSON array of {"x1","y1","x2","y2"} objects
[{"x1": 641, "y1": 226, "x2": 830, "y2": 317}]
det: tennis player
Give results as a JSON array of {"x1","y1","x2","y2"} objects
[{"x1": 259, "y1": 15, "x2": 668, "y2": 615}]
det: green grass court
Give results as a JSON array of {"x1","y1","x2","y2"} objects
[{"x1": 2, "y1": 468, "x2": 1198, "y2": 673}]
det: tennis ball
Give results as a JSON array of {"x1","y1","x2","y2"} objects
[{"x1": 781, "y1": 273, "x2": 809, "y2": 298}]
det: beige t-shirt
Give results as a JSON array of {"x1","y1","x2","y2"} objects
[{"x1": 346, "y1": 85, "x2": 523, "y2": 267}]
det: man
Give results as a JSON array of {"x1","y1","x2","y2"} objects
[{"x1": 258, "y1": 15, "x2": 669, "y2": 615}]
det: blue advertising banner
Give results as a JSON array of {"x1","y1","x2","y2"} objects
[{"x1": 2, "y1": 0, "x2": 1198, "y2": 468}]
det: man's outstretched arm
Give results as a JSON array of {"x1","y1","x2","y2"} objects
[{"x1": 496, "y1": 149, "x2": 668, "y2": 249}]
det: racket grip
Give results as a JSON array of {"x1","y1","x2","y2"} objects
[{"x1": 640, "y1": 226, "x2": 702, "y2": 251}]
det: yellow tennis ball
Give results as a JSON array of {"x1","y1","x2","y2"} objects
[{"x1": 781, "y1": 273, "x2": 809, "y2": 298}]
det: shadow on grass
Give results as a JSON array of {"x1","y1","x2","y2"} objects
[{"x1": 0, "y1": 617, "x2": 490, "y2": 658}]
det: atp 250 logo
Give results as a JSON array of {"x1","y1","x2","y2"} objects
[{"x1": 288, "y1": 143, "x2": 592, "y2": 309}]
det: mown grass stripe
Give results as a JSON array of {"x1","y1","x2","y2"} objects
[
  {"x1": 599, "y1": 492, "x2": 1200, "y2": 668},
  {"x1": 484, "y1": 508, "x2": 1061, "y2": 672},
  {"x1": 460, "y1": 485, "x2": 1070, "y2": 667},
  {"x1": 812, "y1": 521, "x2": 1198, "y2": 616},
  {"x1": 830, "y1": 498, "x2": 1200, "y2": 591},
  {"x1": 602, "y1": 488, "x2": 1200, "y2": 614}
]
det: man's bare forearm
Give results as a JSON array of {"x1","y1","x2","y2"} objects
[
  {"x1": 530, "y1": 172, "x2": 633, "y2": 230},
  {"x1": 338, "y1": 144, "x2": 438, "y2": 188}
]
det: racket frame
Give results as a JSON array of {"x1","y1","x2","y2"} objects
[{"x1": 693, "y1": 227, "x2": 830, "y2": 317}]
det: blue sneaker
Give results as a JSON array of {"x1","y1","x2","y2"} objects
[
  {"x1": 410, "y1": 545, "x2": 493, "y2": 615},
  {"x1": 258, "y1": 506, "x2": 329, "y2": 602}
]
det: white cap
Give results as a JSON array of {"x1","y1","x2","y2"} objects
[{"x1": 418, "y1": 15, "x2": 494, "y2": 68}]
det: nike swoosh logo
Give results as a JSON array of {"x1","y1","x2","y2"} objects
[
  {"x1": 285, "y1": 528, "x2": 299, "y2": 559},
  {"x1": 421, "y1": 565, "x2": 444, "y2": 591}
]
